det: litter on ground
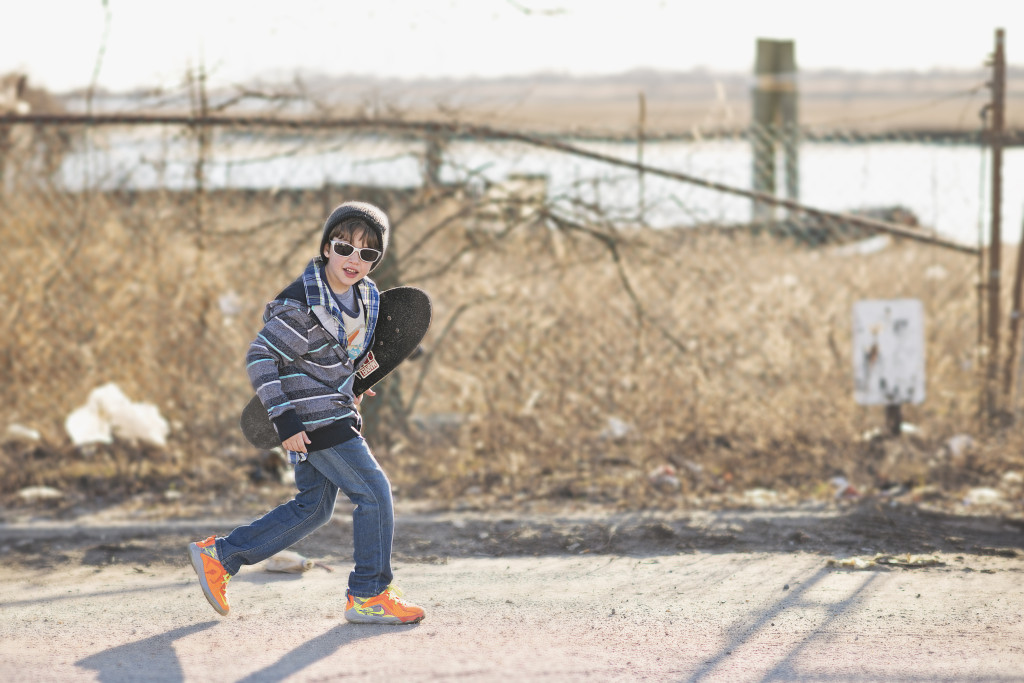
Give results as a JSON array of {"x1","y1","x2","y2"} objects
[
  {"x1": 827, "y1": 553, "x2": 945, "y2": 570},
  {"x1": 65, "y1": 383, "x2": 170, "y2": 448}
]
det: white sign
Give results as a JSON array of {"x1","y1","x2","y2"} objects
[{"x1": 852, "y1": 299, "x2": 925, "y2": 405}]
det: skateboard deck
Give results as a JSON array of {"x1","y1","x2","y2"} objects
[{"x1": 240, "y1": 286, "x2": 432, "y2": 449}]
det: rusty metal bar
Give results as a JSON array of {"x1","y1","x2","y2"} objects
[
  {"x1": 999, "y1": 34, "x2": 1024, "y2": 401},
  {"x1": 1, "y1": 112, "x2": 979, "y2": 255},
  {"x1": 637, "y1": 91, "x2": 646, "y2": 223},
  {"x1": 988, "y1": 29, "x2": 1006, "y2": 412},
  {"x1": 1007, "y1": 214, "x2": 1024, "y2": 398},
  {"x1": 4, "y1": 112, "x2": 1022, "y2": 145}
]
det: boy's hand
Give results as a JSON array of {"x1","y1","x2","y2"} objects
[
  {"x1": 354, "y1": 388, "x2": 376, "y2": 408},
  {"x1": 282, "y1": 431, "x2": 311, "y2": 454}
]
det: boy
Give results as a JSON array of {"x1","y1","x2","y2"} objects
[{"x1": 188, "y1": 201, "x2": 425, "y2": 624}]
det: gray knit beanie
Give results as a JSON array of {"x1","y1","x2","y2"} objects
[{"x1": 319, "y1": 201, "x2": 390, "y2": 272}]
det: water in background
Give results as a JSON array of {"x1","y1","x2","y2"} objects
[{"x1": 61, "y1": 131, "x2": 1024, "y2": 245}]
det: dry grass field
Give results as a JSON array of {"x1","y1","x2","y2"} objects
[
  {"x1": 2, "y1": 179, "x2": 1022, "y2": 517},
  {"x1": 3, "y1": 67, "x2": 1024, "y2": 517}
]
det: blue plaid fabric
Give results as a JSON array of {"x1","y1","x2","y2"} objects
[{"x1": 304, "y1": 258, "x2": 380, "y2": 363}]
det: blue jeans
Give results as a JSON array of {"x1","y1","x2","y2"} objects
[{"x1": 215, "y1": 436, "x2": 395, "y2": 598}]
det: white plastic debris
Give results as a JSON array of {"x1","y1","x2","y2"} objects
[
  {"x1": 599, "y1": 417, "x2": 633, "y2": 441},
  {"x1": 743, "y1": 488, "x2": 779, "y2": 507},
  {"x1": 830, "y1": 476, "x2": 861, "y2": 500},
  {"x1": 828, "y1": 556, "x2": 874, "y2": 570},
  {"x1": 18, "y1": 486, "x2": 63, "y2": 502},
  {"x1": 828, "y1": 554, "x2": 944, "y2": 570},
  {"x1": 860, "y1": 427, "x2": 883, "y2": 442},
  {"x1": 1001, "y1": 471, "x2": 1023, "y2": 491},
  {"x1": 65, "y1": 404, "x2": 112, "y2": 446},
  {"x1": 833, "y1": 234, "x2": 891, "y2": 257},
  {"x1": 963, "y1": 487, "x2": 1003, "y2": 506},
  {"x1": 4, "y1": 424, "x2": 41, "y2": 443},
  {"x1": 65, "y1": 383, "x2": 170, "y2": 448},
  {"x1": 263, "y1": 550, "x2": 314, "y2": 573},
  {"x1": 647, "y1": 464, "x2": 681, "y2": 492},
  {"x1": 218, "y1": 291, "x2": 243, "y2": 318},
  {"x1": 945, "y1": 434, "x2": 975, "y2": 459}
]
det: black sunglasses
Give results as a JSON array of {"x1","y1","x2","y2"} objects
[{"x1": 331, "y1": 240, "x2": 381, "y2": 263}]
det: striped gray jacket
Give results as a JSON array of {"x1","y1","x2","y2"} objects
[{"x1": 246, "y1": 258, "x2": 380, "y2": 455}]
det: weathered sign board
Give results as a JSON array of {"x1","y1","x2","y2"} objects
[{"x1": 852, "y1": 299, "x2": 925, "y2": 406}]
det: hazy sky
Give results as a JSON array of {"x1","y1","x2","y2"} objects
[{"x1": 2, "y1": 0, "x2": 1020, "y2": 92}]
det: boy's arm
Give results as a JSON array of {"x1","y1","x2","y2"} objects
[{"x1": 245, "y1": 308, "x2": 310, "y2": 443}]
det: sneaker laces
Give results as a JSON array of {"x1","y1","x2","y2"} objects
[
  {"x1": 384, "y1": 585, "x2": 411, "y2": 604},
  {"x1": 216, "y1": 572, "x2": 232, "y2": 599}
]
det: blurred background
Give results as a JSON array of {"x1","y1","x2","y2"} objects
[{"x1": 2, "y1": 1, "x2": 1023, "y2": 516}]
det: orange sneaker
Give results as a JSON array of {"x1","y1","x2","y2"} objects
[
  {"x1": 188, "y1": 536, "x2": 231, "y2": 616},
  {"x1": 345, "y1": 585, "x2": 425, "y2": 624}
]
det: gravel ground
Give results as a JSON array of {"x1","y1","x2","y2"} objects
[{"x1": 1, "y1": 499, "x2": 1023, "y2": 682}]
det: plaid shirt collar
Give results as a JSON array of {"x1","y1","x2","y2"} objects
[{"x1": 301, "y1": 258, "x2": 380, "y2": 353}]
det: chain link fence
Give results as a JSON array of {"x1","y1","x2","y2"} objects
[{"x1": 0, "y1": 108, "x2": 1009, "y2": 507}]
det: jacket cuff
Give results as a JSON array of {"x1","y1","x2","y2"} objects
[{"x1": 272, "y1": 410, "x2": 306, "y2": 443}]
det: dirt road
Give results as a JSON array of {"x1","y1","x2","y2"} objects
[{"x1": 1, "y1": 502, "x2": 1023, "y2": 681}]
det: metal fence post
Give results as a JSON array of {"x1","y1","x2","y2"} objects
[{"x1": 751, "y1": 39, "x2": 798, "y2": 224}]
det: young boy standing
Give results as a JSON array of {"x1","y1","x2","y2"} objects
[{"x1": 188, "y1": 201, "x2": 425, "y2": 624}]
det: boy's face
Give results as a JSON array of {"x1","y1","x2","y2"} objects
[{"x1": 322, "y1": 232, "x2": 375, "y2": 293}]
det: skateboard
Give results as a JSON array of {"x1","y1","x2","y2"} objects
[{"x1": 240, "y1": 286, "x2": 432, "y2": 449}]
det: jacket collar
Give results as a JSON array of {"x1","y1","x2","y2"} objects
[{"x1": 301, "y1": 258, "x2": 380, "y2": 353}]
